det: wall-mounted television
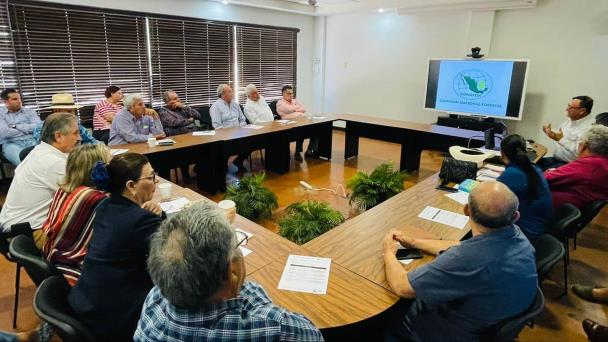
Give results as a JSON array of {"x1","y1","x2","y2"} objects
[{"x1": 424, "y1": 59, "x2": 529, "y2": 120}]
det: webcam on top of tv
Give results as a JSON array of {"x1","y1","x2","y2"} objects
[{"x1": 467, "y1": 47, "x2": 484, "y2": 59}]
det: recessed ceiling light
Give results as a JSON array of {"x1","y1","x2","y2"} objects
[{"x1": 378, "y1": 8, "x2": 385, "y2": 13}]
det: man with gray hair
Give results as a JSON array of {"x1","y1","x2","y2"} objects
[
  {"x1": 382, "y1": 181, "x2": 537, "y2": 341},
  {"x1": 158, "y1": 90, "x2": 212, "y2": 136},
  {"x1": 545, "y1": 125, "x2": 608, "y2": 209},
  {"x1": 134, "y1": 201, "x2": 323, "y2": 341},
  {"x1": 109, "y1": 93, "x2": 165, "y2": 146},
  {"x1": 243, "y1": 84, "x2": 275, "y2": 124},
  {"x1": 210, "y1": 84, "x2": 249, "y2": 171},
  {"x1": 0, "y1": 112, "x2": 81, "y2": 247}
]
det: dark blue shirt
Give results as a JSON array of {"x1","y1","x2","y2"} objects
[
  {"x1": 68, "y1": 195, "x2": 162, "y2": 341},
  {"x1": 497, "y1": 164, "x2": 553, "y2": 241},
  {"x1": 406, "y1": 225, "x2": 537, "y2": 342}
]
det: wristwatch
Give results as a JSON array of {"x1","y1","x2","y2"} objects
[{"x1": 10, "y1": 124, "x2": 16, "y2": 129}]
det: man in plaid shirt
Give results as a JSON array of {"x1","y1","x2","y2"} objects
[{"x1": 134, "y1": 202, "x2": 323, "y2": 342}]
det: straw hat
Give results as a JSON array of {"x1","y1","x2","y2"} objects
[{"x1": 43, "y1": 93, "x2": 83, "y2": 110}]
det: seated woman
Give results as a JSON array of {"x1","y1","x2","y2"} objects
[
  {"x1": 68, "y1": 152, "x2": 164, "y2": 341},
  {"x1": 41, "y1": 143, "x2": 111, "y2": 286},
  {"x1": 93, "y1": 85, "x2": 124, "y2": 144},
  {"x1": 545, "y1": 125, "x2": 608, "y2": 209},
  {"x1": 497, "y1": 135, "x2": 553, "y2": 242}
]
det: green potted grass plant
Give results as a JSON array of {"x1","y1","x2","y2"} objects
[
  {"x1": 224, "y1": 173, "x2": 278, "y2": 222},
  {"x1": 279, "y1": 200, "x2": 345, "y2": 245},
  {"x1": 346, "y1": 162, "x2": 407, "y2": 211}
]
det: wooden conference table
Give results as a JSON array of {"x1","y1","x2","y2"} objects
[
  {"x1": 337, "y1": 114, "x2": 547, "y2": 171},
  {"x1": 114, "y1": 116, "x2": 335, "y2": 194}
]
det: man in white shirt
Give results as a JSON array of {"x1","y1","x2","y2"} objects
[
  {"x1": 243, "y1": 84, "x2": 275, "y2": 124},
  {"x1": 539, "y1": 95, "x2": 594, "y2": 170},
  {"x1": 0, "y1": 112, "x2": 81, "y2": 248}
]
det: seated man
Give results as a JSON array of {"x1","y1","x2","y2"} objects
[
  {"x1": 0, "y1": 88, "x2": 40, "y2": 166},
  {"x1": 539, "y1": 95, "x2": 594, "y2": 170},
  {"x1": 158, "y1": 90, "x2": 212, "y2": 136},
  {"x1": 276, "y1": 85, "x2": 318, "y2": 162},
  {"x1": 383, "y1": 181, "x2": 537, "y2": 341},
  {"x1": 33, "y1": 93, "x2": 96, "y2": 145},
  {"x1": 243, "y1": 84, "x2": 275, "y2": 124},
  {"x1": 210, "y1": 84, "x2": 249, "y2": 172},
  {"x1": 0, "y1": 113, "x2": 81, "y2": 248},
  {"x1": 134, "y1": 201, "x2": 323, "y2": 341},
  {"x1": 545, "y1": 125, "x2": 608, "y2": 209},
  {"x1": 109, "y1": 94, "x2": 165, "y2": 146}
]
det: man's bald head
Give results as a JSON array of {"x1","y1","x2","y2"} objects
[{"x1": 467, "y1": 181, "x2": 519, "y2": 229}]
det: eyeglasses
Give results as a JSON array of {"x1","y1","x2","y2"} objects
[
  {"x1": 235, "y1": 230, "x2": 248, "y2": 248},
  {"x1": 137, "y1": 172, "x2": 158, "y2": 183},
  {"x1": 284, "y1": 92, "x2": 294, "y2": 95},
  {"x1": 567, "y1": 105, "x2": 583, "y2": 110}
]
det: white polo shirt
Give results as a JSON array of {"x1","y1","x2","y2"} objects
[
  {"x1": 554, "y1": 114, "x2": 594, "y2": 162},
  {"x1": 0, "y1": 142, "x2": 67, "y2": 232}
]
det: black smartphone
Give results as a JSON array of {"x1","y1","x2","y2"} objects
[{"x1": 396, "y1": 248, "x2": 423, "y2": 260}]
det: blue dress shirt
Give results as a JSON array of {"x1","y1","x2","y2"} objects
[
  {"x1": 210, "y1": 98, "x2": 246, "y2": 129},
  {"x1": 109, "y1": 108, "x2": 165, "y2": 146},
  {"x1": 0, "y1": 106, "x2": 41, "y2": 145}
]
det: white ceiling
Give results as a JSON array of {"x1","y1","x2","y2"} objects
[{"x1": 214, "y1": 0, "x2": 537, "y2": 16}]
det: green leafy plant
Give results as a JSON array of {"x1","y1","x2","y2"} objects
[
  {"x1": 224, "y1": 173, "x2": 278, "y2": 221},
  {"x1": 346, "y1": 162, "x2": 407, "y2": 211},
  {"x1": 279, "y1": 200, "x2": 345, "y2": 245}
]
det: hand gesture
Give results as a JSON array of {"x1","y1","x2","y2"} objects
[{"x1": 142, "y1": 201, "x2": 163, "y2": 216}]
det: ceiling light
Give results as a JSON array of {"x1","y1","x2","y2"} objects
[
  {"x1": 378, "y1": 8, "x2": 385, "y2": 13},
  {"x1": 222, "y1": 0, "x2": 229, "y2": 4}
]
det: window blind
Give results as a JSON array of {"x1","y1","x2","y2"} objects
[
  {"x1": 236, "y1": 26, "x2": 297, "y2": 103},
  {"x1": 0, "y1": 0, "x2": 17, "y2": 90},
  {"x1": 148, "y1": 17, "x2": 234, "y2": 107},
  {"x1": 9, "y1": 3, "x2": 149, "y2": 111}
]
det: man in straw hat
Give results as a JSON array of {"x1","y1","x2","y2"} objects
[{"x1": 33, "y1": 93, "x2": 96, "y2": 145}]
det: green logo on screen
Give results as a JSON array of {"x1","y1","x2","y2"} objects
[{"x1": 453, "y1": 69, "x2": 493, "y2": 100}]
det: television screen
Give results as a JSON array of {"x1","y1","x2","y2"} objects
[{"x1": 424, "y1": 59, "x2": 529, "y2": 120}]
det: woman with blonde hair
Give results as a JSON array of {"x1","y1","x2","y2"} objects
[{"x1": 41, "y1": 143, "x2": 111, "y2": 285}]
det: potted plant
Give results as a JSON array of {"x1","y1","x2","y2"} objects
[
  {"x1": 279, "y1": 200, "x2": 345, "y2": 245},
  {"x1": 224, "y1": 173, "x2": 278, "y2": 221},
  {"x1": 346, "y1": 162, "x2": 407, "y2": 211}
]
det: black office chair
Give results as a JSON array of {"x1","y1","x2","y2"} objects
[
  {"x1": 534, "y1": 234, "x2": 566, "y2": 294},
  {"x1": 1, "y1": 222, "x2": 34, "y2": 328},
  {"x1": 269, "y1": 100, "x2": 280, "y2": 120},
  {"x1": 572, "y1": 200, "x2": 608, "y2": 249},
  {"x1": 549, "y1": 203, "x2": 581, "y2": 294},
  {"x1": 0, "y1": 146, "x2": 11, "y2": 179},
  {"x1": 19, "y1": 145, "x2": 35, "y2": 161},
  {"x1": 9, "y1": 234, "x2": 61, "y2": 286},
  {"x1": 481, "y1": 287, "x2": 544, "y2": 342},
  {"x1": 34, "y1": 276, "x2": 97, "y2": 342}
]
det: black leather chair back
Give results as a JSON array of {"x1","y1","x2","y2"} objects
[
  {"x1": 534, "y1": 234, "x2": 565, "y2": 282},
  {"x1": 1, "y1": 222, "x2": 33, "y2": 261},
  {"x1": 19, "y1": 145, "x2": 35, "y2": 161},
  {"x1": 482, "y1": 287, "x2": 544, "y2": 342},
  {"x1": 550, "y1": 204, "x2": 581, "y2": 239},
  {"x1": 77, "y1": 105, "x2": 95, "y2": 129},
  {"x1": 34, "y1": 276, "x2": 97, "y2": 342},
  {"x1": 269, "y1": 100, "x2": 280, "y2": 120},
  {"x1": 576, "y1": 200, "x2": 608, "y2": 235},
  {"x1": 9, "y1": 234, "x2": 60, "y2": 286}
]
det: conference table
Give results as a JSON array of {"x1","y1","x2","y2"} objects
[
  {"x1": 113, "y1": 116, "x2": 334, "y2": 194},
  {"x1": 337, "y1": 114, "x2": 547, "y2": 171}
]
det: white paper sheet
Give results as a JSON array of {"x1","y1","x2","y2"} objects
[
  {"x1": 110, "y1": 149, "x2": 128, "y2": 156},
  {"x1": 193, "y1": 130, "x2": 216, "y2": 136},
  {"x1": 235, "y1": 228, "x2": 254, "y2": 239},
  {"x1": 159, "y1": 197, "x2": 190, "y2": 214},
  {"x1": 418, "y1": 206, "x2": 469, "y2": 229},
  {"x1": 445, "y1": 191, "x2": 469, "y2": 205},
  {"x1": 311, "y1": 116, "x2": 327, "y2": 120},
  {"x1": 276, "y1": 119, "x2": 296, "y2": 125},
  {"x1": 278, "y1": 255, "x2": 331, "y2": 295},
  {"x1": 243, "y1": 124, "x2": 263, "y2": 129},
  {"x1": 239, "y1": 246, "x2": 252, "y2": 257}
]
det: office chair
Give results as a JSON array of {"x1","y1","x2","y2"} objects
[
  {"x1": 549, "y1": 203, "x2": 581, "y2": 294},
  {"x1": 534, "y1": 234, "x2": 566, "y2": 293},
  {"x1": 572, "y1": 200, "x2": 608, "y2": 249},
  {"x1": 9, "y1": 234, "x2": 61, "y2": 286},
  {"x1": 34, "y1": 276, "x2": 97, "y2": 342}
]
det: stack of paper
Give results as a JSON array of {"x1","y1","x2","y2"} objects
[
  {"x1": 243, "y1": 124, "x2": 263, "y2": 129},
  {"x1": 159, "y1": 197, "x2": 190, "y2": 214},
  {"x1": 278, "y1": 255, "x2": 331, "y2": 295},
  {"x1": 110, "y1": 149, "x2": 128, "y2": 156},
  {"x1": 193, "y1": 130, "x2": 216, "y2": 136},
  {"x1": 311, "y1": 116, "x2": 327, "y2": 120},
  {"x1": 276, "y1": 119, "x2": 296, "y2": 125},
  {"x1": 418, "y1": 206, "x2": 469, "y2": 229}
]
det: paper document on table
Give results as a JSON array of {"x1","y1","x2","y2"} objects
[
  {"x1": 110, "y1": 149, "x2": 128, "y2": 156},
  {"x1": 159, "y1": 197, "x2": 190, "y2": 214},
  {"x1": 239, "y1": 246, "x2": 252, "y2": 257},
  {"x1": 243, "y1": 124, "x2": 263, "y2": 129},
  {"x1": 193, "y1": 130, "x2": 215, "y2": 136},
  {"x1": 445, "y1": 191, "x2": 469, "y2": 205},
  {"x1": 311, "y1": 116, "x2": 327, "y2": 120},
  {"x1": 418, "y1": 206, "x2": 468, "y2": 229},
  {"x1": 276, "y1": 119, "x2": 296, "y2": 125},
  {"x1": 278, "y1": 255, "x2": 331, "y2": 295}
]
